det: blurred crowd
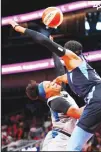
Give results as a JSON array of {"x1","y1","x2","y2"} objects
[
  {"x1": 82, "y1": 125, "x2": 101, "y2": 152},
  {"x1": 1, "y1": 110, "x2": 101, "y2": 151},
  {"x1": 1, "y1": 111, "x2": 52, "y2": 151}
]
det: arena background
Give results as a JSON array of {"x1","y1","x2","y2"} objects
[{"x1": 1, "y1": 0, "x2": 101, "y2": 151}]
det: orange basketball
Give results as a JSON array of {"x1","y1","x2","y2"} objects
[{"x1": 42, "y1": 7, "x2": 63, "y2": 28}]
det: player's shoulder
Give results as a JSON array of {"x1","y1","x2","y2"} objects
[
  {"x1": 47, "y1": 95, "x2": 64, "y2": 103},
  {"x1": 47, "y1": 91, "x2": 71, "y2": 102},
  {"x1": 60, "y1": 90, "x2": 69, "y2": 97},
  {"x1": 61, "y1": 91, "x2": 78, "y2": 107}
]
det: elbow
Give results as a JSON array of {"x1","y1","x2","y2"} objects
[{"x1": 66, "y1": 107, "x2": 81, "y2": 119}]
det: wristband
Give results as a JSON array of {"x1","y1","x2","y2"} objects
[{"x1": 14, "y1": 24, "x2": 19, "y2": 30}]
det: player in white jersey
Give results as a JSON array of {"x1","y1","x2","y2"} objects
[
  {"x1": 41, "y1": 90, "x2": 79, "y2": 151},
  {"x1": 41, "y1": 53, "x2": 84, "y2": 151}
]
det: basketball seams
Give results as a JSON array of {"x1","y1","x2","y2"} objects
[
  {"x1": 55, "y1": 10, "x2": 63, "y2": 27},
  {"x1": 43, "y1": 10, "x2": 58, "y2": 25},
  {"x1": 42, "y1": 7, "x2": 63, "y2": 28}
]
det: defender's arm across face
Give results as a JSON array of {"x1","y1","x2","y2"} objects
[
  {"x1": 53, "y1": 74, "x2": 68, "y2": 84},
  {"x1": 9, "y1": 20, "x2": 82, "y2": 70}
]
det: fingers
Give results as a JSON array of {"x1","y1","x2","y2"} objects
[
  {"x1": 8, "y1": 20, "x2": 15, "y2": 25},
  {"x1": 52, "y1": 77, "x2": 62, "y2": 85},
  {"x1": 8, "y1": 20, "x2": 19, "y2": 28}
]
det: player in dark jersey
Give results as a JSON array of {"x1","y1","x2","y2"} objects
[{"x1": 9, "y1": 20, "x2": 101, "y2": 151}]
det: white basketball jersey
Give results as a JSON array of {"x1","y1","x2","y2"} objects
[{"x1": 47, "y1": 91, "x2": 78, "y2": 134}]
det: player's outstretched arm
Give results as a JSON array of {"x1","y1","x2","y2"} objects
[
  {"x1": 9, "y1": 20, "x2": 65, "y2": 57},
  {"x1": 9, "y1": 20, "x2": 81, "y2": 60},
  {"x1": 9, "y1": 20, "x2": 26, "y2": 33}
]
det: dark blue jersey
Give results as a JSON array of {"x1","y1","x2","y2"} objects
[
  {"x1": 24, "y1": 29, "x2": 101, "y2": 98},
  {"x1": 67, "y1": 55, "x2": 101, "y2": 98}
]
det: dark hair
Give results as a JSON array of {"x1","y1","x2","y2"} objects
[
  {"x1": 64, "y1": 40, "x2": 83, "y2": 55},
  {"x1": 26, "y1": 80, "x2": 39, "y2": 100}
]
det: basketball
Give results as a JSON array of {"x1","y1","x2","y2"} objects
[{"x1": 42, "y1": 7, "x2": 63, "y2": 28}]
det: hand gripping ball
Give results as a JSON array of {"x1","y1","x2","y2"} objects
[{"x1": 42, "y1": 7, "x2": 63, "y2": 28}]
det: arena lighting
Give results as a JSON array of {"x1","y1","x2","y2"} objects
[
  {"x1": 1, "y1": 1, "x2": 96, "y2": 26},
  {"x1": 85, "y1": 11, "x2": 101, "y2": 33},
  {"x1": 96, "y1": 12, "x2": 101, "y2": 30},
  {"x1": 85, "y1": 20, "x2": 90, "y2": 30},
  {"x1": 96, "y1": 22, "x2": 101, "y2": 30},
  {"x1": 2, "y1": 50, "x2": 101, "y2": 75}
]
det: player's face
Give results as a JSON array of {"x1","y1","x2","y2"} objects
[{"x1": 43, "y1": 81, "x2": 61, "y2": 95}]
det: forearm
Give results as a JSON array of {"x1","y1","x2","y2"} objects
[
  {"x1": 11, "y1": 21, "x2": 65, "y2": 57},
  {"x1": 61, "y1": 74, "x2": 68, "y2": 83},
  {"x1": 53, "y1": 74, "x2": 68, "y2": 85},
  {"x1": 14, "y1": 25, "x2": 47, "y2": 42},
  {"x1": 10, "y1": 20, "x2": 81, "y2": 61},
  {"x1": 66, "y1": 107, "x2": 81, "y2": 119},
  {"x1": 10, "y1": 21, "x2": 26, "y2": 33},
  {"x1": 52, "y1": 52, "x2": 66, "y2": 76},
  {"x1": 52, "y1": 52, "x2": 67, "y2": 90},
  {"x1": 25, "y1": 29, "x2": 66, "y2": 57},
  {"x1": 66, "y1": 106, "x2": 85, "y2": 119}
]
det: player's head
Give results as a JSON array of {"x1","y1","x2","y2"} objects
[
  {"x1": 26, "y1": 80, "x2": 39, "y2": 100},
  {"x1": 64, "y1": 40, "x2": 83, "y2": 55},
  {"x1": 26, "y1": 80, "x2": 61, "y2": 100}
]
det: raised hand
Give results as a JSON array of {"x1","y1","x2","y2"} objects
[{"x1": 8, "y1": 20, "x2": 19, "y2": 28}]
